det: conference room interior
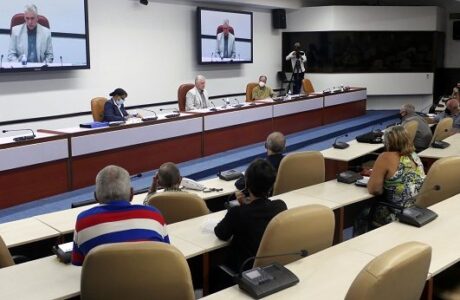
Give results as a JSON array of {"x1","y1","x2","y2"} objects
[{"x1": 2, "y1": 0, "x2": 460, "y2": 299}]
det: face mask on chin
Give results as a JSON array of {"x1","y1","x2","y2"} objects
[{"x1": 116, "y1": 99, "x2": 124, "y2": 106}]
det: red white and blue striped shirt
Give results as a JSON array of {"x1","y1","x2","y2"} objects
[{"x1": 71, "y1": 200, "x2": 170, "y2": 266}]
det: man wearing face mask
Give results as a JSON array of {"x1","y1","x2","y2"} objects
[
  {"x1": 103, "y1": 88, "x2": 140, "y2": 122},
  {"x1": 251, "y1": 75, "x2": 274, "y2": 101}
]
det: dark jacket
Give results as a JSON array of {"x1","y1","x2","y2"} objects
[
  {"x1": 103, "y1": 99, "x2": 128, "y2": 122},
  {"x1": 214, "y1": 197, "x2": 287, "y2": 270}
]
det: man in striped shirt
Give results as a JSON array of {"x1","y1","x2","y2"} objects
[{"x1": 72, "y1": 165, "x2": 170, "y2": 266}]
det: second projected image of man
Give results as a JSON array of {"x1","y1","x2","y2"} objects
[
  {"x1": 8, "y1": 4, "x2": 54, "y2": 64},
  {"x1": 216, "y1": 20, "x2": 236, "y2": 59}
]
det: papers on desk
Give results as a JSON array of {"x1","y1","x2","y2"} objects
[{"x1": 201, "y1": 218, "x2": 220, "y2": 233}]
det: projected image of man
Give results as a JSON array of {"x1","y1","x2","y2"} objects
[
  {"x1": 8, "y1": 4, "x2": 54, "y2": 63},
  {"x1": 216, "y1": 20, "x2": 236, "y2": 59}
]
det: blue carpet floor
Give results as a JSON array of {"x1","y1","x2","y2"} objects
[{"x1": 0, "y1": 110, "x2": 399, "y2": 223}]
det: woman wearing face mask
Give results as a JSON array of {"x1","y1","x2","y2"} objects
[
  {"x1": 251, "y1": 75, "x2": 274, "y2": 101},
  {"x1": 103, "y1": 88, "x2": 140, "y2": 122}
]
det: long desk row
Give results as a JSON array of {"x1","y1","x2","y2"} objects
[
  {"x1": 0, "y1": 177, "x2": 374, "y2": 299},
  {"x1": 203, "y1": 194, "x2": 460, "y2": 300},
  {"x1": 0, "y1": 88, "x2": 367, "y2": 208}
]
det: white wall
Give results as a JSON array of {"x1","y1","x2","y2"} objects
[
  {"x1": 286, "y1": 6, "x2": 444, "y2": 110},
  {"x1": 0, "y1": 0, "x2": 281, "y2": 130}
]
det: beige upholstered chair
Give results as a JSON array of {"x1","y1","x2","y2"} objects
[
  {"x1": 90, "y1": 97, "x2": 108, "y2": 122},
  {"x1": 81, "y1": 242, "x2": 194, "y2": 300},
  {"x1": 273, "y1": 151, "x2": 325, "y2": 196},
  {"x1": 431, "y1": 117, "x2": 453, "y2": 143},
  {"x1": 177, "y1": 83, "x2": 194, "y2": 112},
  {"x1": 416, "y1": 156, "x2": 460, "y2": 208},
  {"x1": 403, "y1": 120, "x2": 418, "y2": 144},
  {"x1": 345, "y1": 241, "x2": 431, "y2": 300},
  {"x1": 245, "y1": 82, "x2": 259, "y2": 102},
  {"x1": 147, "y1": 191, "x2": 209, "y2": 224},
  {"x1": 254, "y1": 204, "x2": 335, "y2": 268},
  {"x1": 302, "y1": 78, "x2": 315, "y2": 94},
  {"x1": 0, "y1": 235, "x2": 14, "y2": 269}
]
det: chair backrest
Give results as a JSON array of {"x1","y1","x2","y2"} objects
[
  {"x1": 431, "y1": 117, "x2": 453, "y2": 143},
  {"x1": 147, "y1": 192, "x2": 209, "y2": 224},
  {"x1": 302, "y1": 79, "x2": 315, "y2": 94},
  {"x1": 273, "y1": 151, "x2": 325, "y2": 196},
  {"x1": 90, "y1": 97, "x2": 108, "y2": 122},
  {"x1": 254, "y1": 204, "x2": 335, "y2": 268},
  {"x1": 11, "y1": 13, "x2": 50, "y2": 29},
  {"x1": 0, "y1": 235, "x2": 14, "y2": 269},
  {"x1": 216, "y1": 25, "x2": 235, "y2": 35},
  {"x1": 245, "y1": 82, "x2": 259, "y2": 102},
  {"x1": 403, "y1": 120, "x2": 418, "y2": 144},
  {"x1": 416, "y1": 156, "x2": 460, "y2": 208},
  {"x1": 81, "y1": 242, "x2": 194, "y2": 300},
  {"x1": 177, "y1": 84, "x2": 195, "y2": 112},
  {"x1": 345, "y1": 241, "x2": 431, "y2": 300}
]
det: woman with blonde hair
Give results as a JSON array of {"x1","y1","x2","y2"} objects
[{"x1": 368, "y1": 125, "x2": 425, "y2": 225}]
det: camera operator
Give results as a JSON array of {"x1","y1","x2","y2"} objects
[{"x1": 285, "y1": 42, "x2": 307, "y2": 94}]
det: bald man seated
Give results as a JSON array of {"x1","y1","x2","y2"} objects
[
  {"x1": 235, "y1": 131, "x2": 286, "y2": 191},
  {"x1": 434, "y1": 98, "x2": 460, "y2": 133},
  {"x1": 143, "y1": 162, "x2": 184, "y2": 205}
]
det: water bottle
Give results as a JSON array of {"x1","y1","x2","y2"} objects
[
  {"x1": 340, "y1": 84, "x2": 344, "y2": 92},
  {"x1": 286, "y1": 90, "x2": 292, "y2": 100},
  {"x1": 21, "y1": 54, "x2": 27, "y2": 66}
]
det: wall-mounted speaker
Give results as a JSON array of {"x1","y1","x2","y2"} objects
[
  {"x1": 453, "y1": 21, "x2": 460, "y2": 40},
  {"x1": 272, "y1": 9, "x2": 286, "y2": 29}
]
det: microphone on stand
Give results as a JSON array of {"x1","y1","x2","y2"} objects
[
  {"x1": 0, "y1": 54, "x2": 3, "y2": 69},
  {"x1": 2, "y1": 129, "x2": 36, "y2": 142},
  {"x1": 209, "y1": 101, "x2": 218, "y2": 112},
  {"x1": 332, "y1": 134, "x2": 349, "y2": 149},
  {"x1": 138, "y1": 108, "x2": 158, "y2": 121},
  {"x1": 60, "y1": 56, "x2": 63, "y2": 67},
  {"x1": 232, "y1": 98, "x2": 244, "y2": 108},
  {"x1": 159, "y1": 108, "x2": 180, "y2": 118}
]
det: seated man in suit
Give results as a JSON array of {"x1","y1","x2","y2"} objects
[
  {"x1": 400, "y1": 104, "x2": 432, "y2": 152},
  {"x1": 216, "y1": 21, "x2": 236, "y2": 59},
  {"x1": 215, "y1": 159, "x2": 287, "y2": 270},
  {"x1": 103, "y1": 88, "x2": 140, "y2": 122},
  {"x1": 235, "y1": 131, "x2": 286, "y2": 190},
  {"x1": 185, "y1": 75, "x2": 210, "y2": 111},
  {"x1": 8, "y1": 4, "x2": 53, "y2": 63},
  {"x1": 143, "y1": 162, "x2": 184, "y2": 205},
  {"x1": 71, "y1": 165, "x2": 169, "y2": 266},
  {"x1": 252, "y1": 75, "x2": 275, "y2": 101}
]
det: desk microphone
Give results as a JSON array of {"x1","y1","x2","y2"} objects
[
  {"x1": 0, "y1": 54, "x2": 3, "y2": 69},
  {"x1": 238, "y1": 250, "x2": 308, "y2": 276},
  {"x1": 209, "y1": 101, "x2": 218, "y2": 111},
  {"x1": 333, "y1": 134, "x2": 349, "y2": 149},
  {"x1": 2, "y1": 129, "x2": 36, "y2": 142},
  {"x1": 139, "y1": 108, "x2": 158, "y2": 121},
  {"x1": 159, "y1": 108, "x2": 180, "y2": 118},
  {"x1": 232, "y1": 98, "x2": 244, "y2": 108},
  {"x1": 60, "y1": 56, "x2": 63, "y2": 67}
]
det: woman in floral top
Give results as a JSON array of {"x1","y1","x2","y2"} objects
[{"x1": 368, "y1": 125, "x2": 425, "y2": 225}]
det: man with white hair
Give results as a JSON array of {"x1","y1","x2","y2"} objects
[
  {"x1": 8, "y1": 4, "x2": 54, "y2": 63},
  {"x1": 400, "y1": 103, "x2": 432, "y2": 152},
  {"x1": 71, "y1": 165, "x2": 170, "y2": 266},
  {"x1": 216, "y1": 20, "x2": 236, "y2": 59},
  {"x1": 185, "y1": 75, "x2": 210, "y2": 111}
]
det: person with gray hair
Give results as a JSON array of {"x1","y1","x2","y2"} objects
[
  {"x1": 235, "y1": 132, "x2": 286, "y2": 191},
  {"x1": 434, "y1": 98, "x2": 460, "y2": 133},
  {"x1": 185, "y1": 75, "x2": 210, "y2": 111},
  {"x1": 71, "y1": 165, "x2": 170, "y2": 266},
  {"x1": 399, "y1": 103, "x2": 432, "y2": 152},
  {"x1": 143, "y1": 162, "x2": 184, "y2": 205},
  {"x1": 8, "y1": 4, "x2": 54, "y2": 63}
]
